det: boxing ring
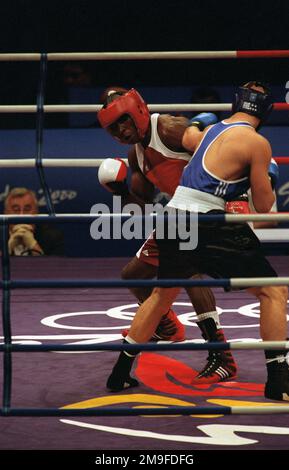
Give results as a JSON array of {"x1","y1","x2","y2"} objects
[{"x1": 1, "y1": 50, "x2": 289, "y2": 452}]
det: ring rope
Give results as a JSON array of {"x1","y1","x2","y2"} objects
[
  {"x1": 2, "y1": 276, "x2": 289, "y2": 289},
  {"x1": 1, "y1": 220, "x2": 12, "y2": 410},
  {"x1": 1, "y1": 405, "x2": 289, "y2": 417},
  {"x1": 2, "y1": 277, "x2": 289, "y2": 288},
  {"x1": 0, "y1": 50, "x2": 289, "y2": 61},
  {"x1": 0, "y1": 341, "x2": 288, "y2": 352},
  {"x1": 0, "y1": 156, "x2": 288, "y2": 168},
  {"x1": 35, "y1": 53, "x2": 55, "y2": 215},
  {"x1": 0, "y1": 158, "x2": 112, "y2": 167},
  {"x1": 1, "y1": 213, "x2": 289, "y2": 222},
  {"x1": 0, "y1": 103, "x2": 287, "y2": 113}
]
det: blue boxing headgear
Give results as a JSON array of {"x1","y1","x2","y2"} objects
[{"x1": 232, "y1": 81, "x2": 273, "y2": 126}]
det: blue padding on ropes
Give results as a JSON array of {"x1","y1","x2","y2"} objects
[
  {"x1": 0, "y1": 278, "x2": 231, "y2": 289},
  {"x1": 0, "y1": 405, "x2": 232, "y2": 417},
  {"x1": 35, "y1": 53, "x2": 55, "y2": 216},
  {"x1": 0, "y1": 341, "x2": 231, "y2": 353}
]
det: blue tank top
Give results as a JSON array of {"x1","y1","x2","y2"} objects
[{"x1": 180, "y1": 121, "x2": 252, "y2": 201}]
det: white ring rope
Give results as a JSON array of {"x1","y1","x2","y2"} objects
[
  {"x1": 225, "y1": 213, "x2": 289, "y2": 222},
  {"x1": 0, "y1": 103, "x2": 286, "y2": 113},
  {"x1": 0, "y1": 104, "x2": 231, "y2": 113},
  {"x1": 0, "y1": 51, "x2": 239, "y2": 61},
  {"x1": 229, "y1": 341, "x2": 289, "y2": 350},
  {"x1": 0, "y1": 50, "x2": 289, "y2": 61},
  {"x1": 230, "y1": 406, "x2": 289, "y2": 414},
  {"x1": 2, "y1": 213, "x2": 289, "y2": 244},
  {"x1": 229, "y1": 278, "x2": 289, "y2": 287},
  {"x1": 0, "y1": 158, "x2": 111, "y2": 167},
  {"x1": 1, "y1": 157, "x2": 289, "y2": 172}
]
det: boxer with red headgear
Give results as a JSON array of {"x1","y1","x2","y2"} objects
[
  {"x1": 98, "y1": 88, "x2": 150, "y2": 140},
  {"x1": 97, "y1": 87, "x2": 237, "y2": 389}
]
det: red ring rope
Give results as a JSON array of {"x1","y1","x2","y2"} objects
[
  {"x1": 237, "y1": 50, "x2": 289, "y2": 58},
  {"x1": 274, "y1": 157, "x2": 289, "y2": 164}
]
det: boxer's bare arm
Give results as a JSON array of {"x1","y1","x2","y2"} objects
[
  {"x1": 158, "y1": 115, "x2": 190, "y2": 151},
  {"x1": 249, "y1": 134, "x2": 275, "y2": 213},
  {"x1": 181, "y1": 123, "x2": 203, "y2": 153}
]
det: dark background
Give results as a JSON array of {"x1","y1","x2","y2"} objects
[
  {"x1": 0, "y1": 0, "x2": 288, "y2": 127},
  {"x1": 0, "y1": 1, "x2": 287, "y2": 54}
]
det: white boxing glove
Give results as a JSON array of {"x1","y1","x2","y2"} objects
[{"x1": 98, "y1": 158, "x2": 129, "y2": 194}]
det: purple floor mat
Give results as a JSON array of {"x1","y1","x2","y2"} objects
[{"x1": 0, "y1": 256, "x2": 289, "y2": 450}]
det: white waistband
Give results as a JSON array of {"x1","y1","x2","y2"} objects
[{"x1": 167, "y1": 186, "x2": 225, "y2": 213}]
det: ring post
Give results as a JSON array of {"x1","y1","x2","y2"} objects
[
  {"x1": 35, "y1": 53, "x2": 55, "y2": 216},
  {"x1": 1, "y1": 218, "x2": 12, "y2": 412}
]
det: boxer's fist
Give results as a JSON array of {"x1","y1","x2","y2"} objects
[
  {"x1": 190, "y1": 112, "x2": 218, "y2": 131},
  {"x1": 98, "y1": 158, "x2": 129, "y2": 194},
  {"x1": 225, "y1": 194, "x2": 250, "y2": 214}
]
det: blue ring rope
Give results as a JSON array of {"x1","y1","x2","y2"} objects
[
  {"x1": 0, "y1": 342, "x2": 231, "y2": 353},
  {"x1": 0, "y1": 342, "x2": 287, "y2": 353},
  {"x1": 35, "y1": 53, "x2": 55, "y2": 216},
  {"x1": 0, "y1": 406, "x2": 232, "y2": 417},
  {"x1": 0, "y1": 278, "x2": 231, "y2": 289},
  {"x1": 0, "y1": 214, "x2": 227, "y2": 224},
  {"x1": 2, "y1": 405, "x2": 288, "y2": 417}
]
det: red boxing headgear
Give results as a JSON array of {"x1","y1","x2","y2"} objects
[{"x1": 98, "y1": 88, "x2": 150, "y2": 139}]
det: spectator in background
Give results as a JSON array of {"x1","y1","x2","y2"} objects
[{"x1": 4, "y1": 188, "x2": 65, "y2": 256}]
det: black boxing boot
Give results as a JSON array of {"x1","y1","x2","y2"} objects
[
  {"x1": 106, "y1": 339, "x2": 140, "y2": 392},
  {"x1": 264, "y1": 350, "x2": 289, "y2": 401},
  {"x1": 192, "y1": 315, "x2": 237, "y2": 384}
]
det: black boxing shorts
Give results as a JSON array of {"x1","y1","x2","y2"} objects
[{"x1": 156, "y1": 215, "x2": 277, "y2": 289}]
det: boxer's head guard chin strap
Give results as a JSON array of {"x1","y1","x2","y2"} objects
[
  {"x1": 232, "y1": 81, "x2": 273, "y2": 127},
  {"x1": 98, "y1": 88, "x2": 150, "y2": 139}
]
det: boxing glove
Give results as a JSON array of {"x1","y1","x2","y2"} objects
[
  {"x1": 98, "y1": 158, "x2": 129, "y2": 195},
  {"x1": 225, "y1": 194, "x2": 250, "y2": 214},
  {"x1": 268, "y1": 158, "x2": 279, "y2": 189},
  {"x1": 190, "y1": 112, "x2": 218, "y2": 131}
]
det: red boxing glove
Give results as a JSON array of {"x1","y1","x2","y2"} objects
[
  {"x1": 98, "y1": 158, "x2": 128, "y2": 194},
  {"x1": 225, "y1": 194, "x2": 250, "y2": 214}
]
